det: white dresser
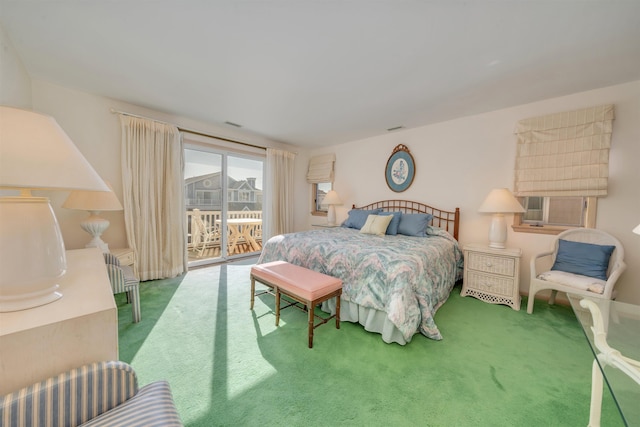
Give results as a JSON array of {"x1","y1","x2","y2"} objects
[
  {"x1": 0, "y1": 248, "x2": 118, "y2": 395},
  {"x1": 461, "y1": 243, "x2": 522, "y2": 311}
]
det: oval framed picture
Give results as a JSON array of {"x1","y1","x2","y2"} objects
[{"x1": 385, "y1": 144, "x2": 415, "y2": 192}]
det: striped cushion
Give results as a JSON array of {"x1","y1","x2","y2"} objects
[
  {"x1": 0, "y1": 361, "x2": 138, "y2": 427},
  {"x1": 103, "y1": 253, "x2": 121, "y2": 267},
  {"x1": 105, "y1": 263, "x2": 128, "y2": 294},
  {"x1": 82, "y1": 381, "x2": 182, "y2": 427}
]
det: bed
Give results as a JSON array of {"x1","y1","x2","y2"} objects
[{"x1": 257, "y1": 200, "x2": 463, "y2": 345}]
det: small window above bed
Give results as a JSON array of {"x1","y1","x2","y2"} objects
[{"x1": 312, "y1": 182, "x2": 332, "y2": 216}]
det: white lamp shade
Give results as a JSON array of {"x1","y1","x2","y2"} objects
[
  {"x1": 478, "y1": 188, "x2": 525, "y2": 213},
  {"x1": 63, "y1": 182, "x2": 123, "y2": 211},
  {"x1": 322, "y1": 190, "x2": 342, "y2": 205},
  {"x1": 0, "y1": 106, "x2": 108, "y2": 191},
  {"x1": 634, "y1": 224, "x2": 640, "y2": 235}
]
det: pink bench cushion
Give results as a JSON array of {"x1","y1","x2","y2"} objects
[{"x1": 251, "y1": 261, "x2": 342, "y2": 301}]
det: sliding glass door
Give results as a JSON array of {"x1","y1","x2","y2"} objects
[{"x1": 184, "y1": 143, "x2": 264, "y2": 266}]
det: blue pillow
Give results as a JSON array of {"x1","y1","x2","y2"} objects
[
  {"x1": 379, "y1": 212, "x2": 402, "y2": 235},
  {"x1": 551, "y1": 239, "x2": 615, "y2": 281},
  {"x1": 342, "y1": 209, "x2": 382, "y2": 230},
  {"x1": 397, "y1": 213, "x2": 433, "y2": 237}
]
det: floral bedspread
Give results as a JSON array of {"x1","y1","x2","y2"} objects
[{"x1": 257, "y1": 227, "x2": 463, "y2": 341}]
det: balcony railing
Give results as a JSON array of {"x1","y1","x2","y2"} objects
[{"x1": 187, "y1": 210, "x2": 263, "y2": 259}]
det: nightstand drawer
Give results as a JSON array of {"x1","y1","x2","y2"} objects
[
  {"x1": 466, "y1": 271, "x2": 516, "y2": 297},
  {"x1": 111, "y1": 248, "x2": 135, "y2": 266},
  {"x1": 467, "y1": 252, "x2": 515, "y2": 277}
]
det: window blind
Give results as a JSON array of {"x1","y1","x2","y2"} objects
[
  {"x1": 514, "y1": 104, "x2": 614, "y2": 197},
  {"x1": 306, "y1": 153, "x2": 336, "y2": 183}
]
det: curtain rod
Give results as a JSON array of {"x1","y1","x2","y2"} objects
[{"x1": 110, "y1": 108, "x2": 266, "y2": 151}]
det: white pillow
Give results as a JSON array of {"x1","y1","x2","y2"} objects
[
  {"x1": 537, "y1": 270, "x2": 606, "y2": 294},
  {"x1": 360, "y1": 214, "x2": 393, "y2": 236}
]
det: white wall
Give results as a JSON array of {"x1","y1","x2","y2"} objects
[
  {"x1": 0, "y1": 25, "x2": 31, "y2": 108},
  {"x1": 307, "y1": 81, "x2": 640, "y2": 304},
  {"x1": 27, "y1": 80, "x2": 298, "y2": 251}
]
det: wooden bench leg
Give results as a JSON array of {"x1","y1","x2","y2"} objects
[
  {"x1": 336, "y1": 295, "x2": 340, "y2": 329},
  {"x1": 250, "y1": 276, "x2": 255, "y2": 310},
  {"x1": 308, "y1": 303, "x2": 314, "y2": 349},
  {"x1": 275, "y1": 289, "x2": 281, "y2": 326}
]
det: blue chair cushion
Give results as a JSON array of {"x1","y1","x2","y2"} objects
[{"x1": 551, "y1": 239, "x2": 615, "y2": 281}]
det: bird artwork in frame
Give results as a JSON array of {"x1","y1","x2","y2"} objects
[{"x1": 385, "y1": 144, "x2": 415, "y2": 192}]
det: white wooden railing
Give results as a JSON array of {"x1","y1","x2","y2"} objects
[{"x1": 187, "y1": 210, "x2": 263, "y2": 250}]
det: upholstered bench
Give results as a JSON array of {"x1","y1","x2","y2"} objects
[{"x1": 250, "y1": 261, "x2": 343, "y2": 348}]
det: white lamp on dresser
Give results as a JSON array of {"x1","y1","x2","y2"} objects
[
  {"x1": 0, "y1": 106, "x2": 108, "y2": 312},
  {"x1": 478, "y1": 188, "x2": 525, "y2": 249}
]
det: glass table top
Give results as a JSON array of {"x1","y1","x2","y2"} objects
[{"x1": 568, "y1": 294, "x2": 640, "y2": 427}]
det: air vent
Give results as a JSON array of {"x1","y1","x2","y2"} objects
[
  {"x1": 387, "y1": 126, "x2": 404, "y2": 132},
  {"x1": 225, "y1": 121, "x2": 242, "y2": 128}
]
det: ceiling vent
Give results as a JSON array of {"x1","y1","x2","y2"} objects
[
  {"x1": 225, "y1": 121, "x2": 242, "y2": 128},
  {"x1": 387, "y1": 126, "x2": 404, "y2": 132}
]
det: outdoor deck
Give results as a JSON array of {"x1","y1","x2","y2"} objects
[{"x1": 187, "y1": 209, "x2": 262, "y2": 262}]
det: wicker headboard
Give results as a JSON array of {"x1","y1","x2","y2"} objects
[{"x1": 353, "y1": 200, "x2": 460, "y2": 241}]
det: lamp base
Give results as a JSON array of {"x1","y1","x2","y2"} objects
[
  {"x1": 80, "y1": 211, "x2": 110, "y2": 253},
  {"x1": 0, "y1": 196, "x2": 66, "y2": 312},
  {"x1": 327, "y1": 205, "x2": 337, "y2": 226},
  {"x1": 487, "y1": 213, "x2": 508, "y2": 250}
]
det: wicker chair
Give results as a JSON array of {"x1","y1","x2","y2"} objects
[
  {"x1": 191, "y1": 209, "x2": 221, "y2": 257},
  {"x1": 104, "y1": 253, "x2": 141, "y2": 323},
  {"x1": 527, "y1": 228, "x2": 626, "y2": 314}
]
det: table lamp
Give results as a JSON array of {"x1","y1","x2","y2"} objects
[
  {"x1": 0, "y1": 106, "x2": 108, "y2": 312},
  {"x1": 323, "y1": 190, "x2": 342, "y2": 226},
  {"x1": 478, "y1": 188, "x2": 525, "y2": 249},
  {"x1": 63, "y1": 181, "x2": 123, "y2": 253}
]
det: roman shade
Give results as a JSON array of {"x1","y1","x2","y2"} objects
[
  {"x1": 514, "y1": 104, "x2": 614, "y2": 197},
  {"x1": 306, "y1": 153, "x2": 336, "y2": 183}
]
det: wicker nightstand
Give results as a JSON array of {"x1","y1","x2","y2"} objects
[{"x1": 461, "y1": 244, "x2": 522, "y2": 311}]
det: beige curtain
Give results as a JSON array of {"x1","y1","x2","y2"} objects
[
  {"x1": 306, "y1": 153, "x2": 335, "y2": 183},
  {"x1": 514, "y1": 104, "x2": 614, "y2": 197},
  {"x1": 119, "y1": 115, "x2": 187, "y2": 281},
  {"x1": 266, "y1": 148, "x2": 296, "y2": 238}
]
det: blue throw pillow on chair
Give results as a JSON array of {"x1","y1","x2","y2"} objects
[{"x1": 551, "y1": 239, "x2": 615, "y2": 281}]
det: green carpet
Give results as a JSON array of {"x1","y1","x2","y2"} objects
[{"x1": 116, "y1": 260, "x2": 623, "y2": 426}]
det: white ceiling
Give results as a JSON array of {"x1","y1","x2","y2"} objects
[{"x1": 1, "y1": 1, "x2": 639, "y2": 148}]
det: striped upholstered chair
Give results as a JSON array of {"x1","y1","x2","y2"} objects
[
  {"x1": 104, "y1": 252, "x2": 141, "y2": 323},
  {"x1": 0, "y1": 361, "x2": 182, "y2": 426}
]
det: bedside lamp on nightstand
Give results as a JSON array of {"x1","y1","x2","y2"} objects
[
  {"x1": 323, "y1": 190, "x2": 342, "y2": 226},
  {"x1": 478, "y1": 188, "x2": 525, "y2": 249}
]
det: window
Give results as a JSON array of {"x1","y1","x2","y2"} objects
[
  {"x1": 513, "y1": 196, "x2": 597, "y2": 235},
  {"x1": 512, "y1": 104, "x2": 613, "y2": 236},
  {"x1": 312, "y1": 182, "x2": 332, "y2": 216}
]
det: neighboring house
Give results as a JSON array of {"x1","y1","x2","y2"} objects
[{"x1": 185, "y1": 172, "x2": 262, "y2": 212}]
